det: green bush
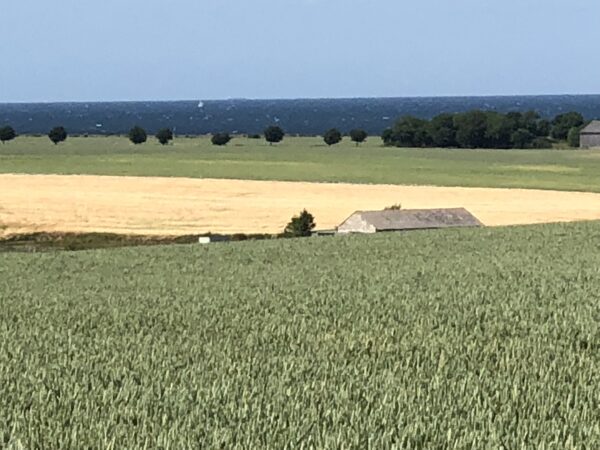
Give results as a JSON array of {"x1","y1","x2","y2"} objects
[
  {"x1": 384, "y1": 204, "x2": 402, "y2": 210},
  {"x1": 389, "y1": 116, "x2": 431, "y2": 147},
  {"x1": 128, "y1": 126, "x2": 147, "y2": 145},
  {"x1": 551, "y1": 112, "x2": 584, "y2": 140},
  {"x1": 264, "y1": 126, "x2": 285, "y2": 145},
  {"x1": 323, "y1": 128, "x2": 342, "y2": 146},
  {"x1": 283, "y1": 209, "x2": 316, "y2": 237},
  {"x1": 48, "y1": 126, "x2": 67, "y2": 145},
  {"x1": 510, "y1": 128, "x2": 535, "y2": 149},
  {"x1": 0, "y1": 125, "x2": 17, "y2": 143},
  {"x1": 349, "y1": 129, "x2": 368, "y2": 146},
  {"x1": 428, "y1": 114, "x2": 457, "y2": 147},
  {"x1": 567, "y1": 126, "x2": 581, "y2": 148},
  {"x1": 211, "y1": 133, "x2": 232, "y2": 146},
  {"x1": 156, "y1": 128, "x2": 174, "y2": 145},
  {"x1": 531, "y1": 137, "x2": 553, "y2": 149},
  {"x1": 381, "y1": 128, "x2": 394, "y2": 146}
]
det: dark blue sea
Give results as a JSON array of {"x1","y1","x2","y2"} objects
[{"x1": 1, "y1": 95, "x2": 599, "y2": 136}]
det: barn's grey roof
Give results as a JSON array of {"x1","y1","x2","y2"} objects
[
  {"x1": 581, "y1": 121, "x2": 600, "y2": 134},
  {"x1": 341, "y1": 208, "x2": 483, "y2": 231}
]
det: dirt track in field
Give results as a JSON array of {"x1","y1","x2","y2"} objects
[{"x1": 2, "y1": 174, "x2": 600, "y2": 237}]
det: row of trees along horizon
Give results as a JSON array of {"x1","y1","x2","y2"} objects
[{"x1": 0, "y1": 110, "x2": 589, "y2": 148}]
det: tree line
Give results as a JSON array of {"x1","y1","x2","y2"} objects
[
  {"x1": 0, "y1": 124, "x2": 368, "y2": 147},
  {"x1": 0, "y1": 110, "x2": 587, "y2": 148},
  {"x1": 381, "y1": 111, "x2": 585, "y2": 149}
]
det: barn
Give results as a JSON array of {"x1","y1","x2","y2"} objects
[
  {"x1": 336, "y1": 208, "x2": 482, "y2": 234},
  {"x1": 580, "y1": 121, "x2": 600, "y2": 148}
]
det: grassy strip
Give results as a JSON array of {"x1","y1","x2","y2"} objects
[
  {"x1": 2, "y1": 136, "x2": 600, "y2": 192},
  {"x1": 0, "y1": 231, "x2": 276, "y2": 253}
]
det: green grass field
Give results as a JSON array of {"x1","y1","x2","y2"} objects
[
  {"x1": 1, "y1": 222, "x2": 599, "y2": 447},
  {"x1": 2, "y1": 136, "x2": 600, "y2": 191}
]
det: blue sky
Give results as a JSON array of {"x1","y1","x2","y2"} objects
[{"x1": 1, "y1": 0, "x2": 599, "y2": 102}]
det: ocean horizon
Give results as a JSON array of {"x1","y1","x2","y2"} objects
[{"x1": 2, "y1": 94, "x2": 599, "y2": 136}]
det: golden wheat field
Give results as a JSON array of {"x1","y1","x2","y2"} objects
[{"x1": 2, "y1": 174, "x2": 600, "y2": 236}]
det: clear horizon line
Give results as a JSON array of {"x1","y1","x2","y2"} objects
[{"x1": 2, "y1": 92, "x2": 600, "y2": 105}]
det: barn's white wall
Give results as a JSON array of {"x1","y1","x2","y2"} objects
[{"x1": 337, "y1": 214, "x2": 376, "y2": 234}]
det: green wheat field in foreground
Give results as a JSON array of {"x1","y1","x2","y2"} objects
[
  {"x1": 2, "y1": 136, "x2": 600, "y2": 192},
  {"x1": 1, "y1": 221, "x2": 599, "y2": 448}
]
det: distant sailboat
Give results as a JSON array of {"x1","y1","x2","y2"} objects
[{"x1": 198, "y1": 101, "x2": 204, "y2": 108}]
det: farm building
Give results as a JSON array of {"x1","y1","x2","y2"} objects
[
  {"x1": 580, "y1": 121, "x2": 600, "y2": 148},
  {"x1": 336, "y1": 208, "x2": 482, "y2": 234}
]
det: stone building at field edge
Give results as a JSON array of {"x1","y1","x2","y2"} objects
[
  {"x1": 580, "y1": 121, "x2": 600, "y2": 148},
  {"x1": 336, "y1": 208, "x2": 482, "y2": 234}
]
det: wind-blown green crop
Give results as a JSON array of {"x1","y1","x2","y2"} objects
[{"x1": 1, "y1": 222, "x2": 599, "y2": 448}]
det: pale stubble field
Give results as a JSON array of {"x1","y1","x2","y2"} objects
[{"x1": 3, "y1": 174, "x2": 600, "y2": 236}]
